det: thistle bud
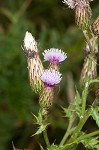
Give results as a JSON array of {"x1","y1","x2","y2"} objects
[
  {"x1": 24, "y1": 31, "x2": 44, "y2": 93},
  {"x1": 75, "y1": 1, "x2": 92, "y2": 30},
  {"x1": 24, "y1": 31, "x2": 38, "y2": 56},
  {"x1": 63, "y1": 0, "x2": 93, "y2": 30},
  {"x1": 27, "y1": 55, "x2": 44, "y2": 93},
  {"x1": 92, "y1": 16, "x2": 99, "y2": 36},
  {"x1": 43, "y1": 48, "x2": 67, "y2": 71},
  {"x1": 80, "y1": 39, "x2": 98, "y2": 86},
  {"x1": 80, "y1": 55, "x2": 97, "y2": 86},
  {"x1": 39, "y1": 69, "x2": 62, "y2": 109}
]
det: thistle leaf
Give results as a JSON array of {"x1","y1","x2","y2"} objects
[
  {"x1": 47, "y1": 144, "x2": 63, "y2": 150},
  {"x1": 74, "y1": 90, "x2": 82, "y2": 117},
  {"x1": 81, "y1": 137, "x2": 99, "y2": 149},
  {"x1": 32, "y1": 124, "x2": 47, "y2": 136},
  {"x1": 32, "y1": 110, "x2": 42, "y2": 125},
  {"x1": 61, "y1": 106, "x2": 72, "y2": 118},
  {"x1": 90, "y1": 106, "x2": 99, "y2": 127}
]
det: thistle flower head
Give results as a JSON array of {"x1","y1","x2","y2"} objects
[
  {"x1": 24, "y1": 31, "x2": 38, "y2": 53},
  {"x1": 41, "y1": 69, "x2": 62, "y2": 86},
  {"x1": 43, "y1": 48, "x2": 67, "y2": 64}
]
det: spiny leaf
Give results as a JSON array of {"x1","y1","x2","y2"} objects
[
  {"x1": 47, "y1": 144, "x2": 57, "y2": 150},
  {"x1": 32, "y1": 124, "x2": 47, "y2": 136},
  {"x1": 90, "y1": 106, "x2": 99, "y2": 127},
  {"x1": 32, "y1": 110, "x2": 42, "y2": 125},
  {"x1": 74, "y1": 90, "x2": 82, "y2": 117},
  {"x1": 61, "y1": 106, "x2": 72, "y2": 118},
  {"x1": 75, "y1": 90, "x2": 81, "y2": 104},
  {"x1": 81, "y1": 137, "x2": 99, "y2": 149},
  {"x1": 61, "y1": 89, "x2": 81, "y2": 118}
]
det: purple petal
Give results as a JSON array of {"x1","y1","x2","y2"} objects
[
  {"x1": 43, "y1": 48, "x2": 67, "y2": 63},
  {"x1": 41, "y1": 69, "x2": 62, "y2": 86}
]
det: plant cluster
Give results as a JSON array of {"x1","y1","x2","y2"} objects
[{"x1": 15, "y1": 0, "x2": 99, "y2": 149}]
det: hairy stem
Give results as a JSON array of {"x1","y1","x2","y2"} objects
[
  {"x1": 62, "y1": 110, "x2": 90, "y2": 149},
  {"x1": 59, "y1": 118, "x2": 74, "y2": 147},
  {"x1": 83, "y1": 30, "x2": 92, "y2": 52},
  {"x1": 77, "y1": 130, "x2": 99, "y2": 142},
  {"x1": 81, "y1": 83, "x2": 89, "y2": 116},
  {"x1": 62, "y1": 129, "x2": 99, "y2": 150},
  {"x1": 43, "y1": 129, "x2": 50, "y2": 148}
]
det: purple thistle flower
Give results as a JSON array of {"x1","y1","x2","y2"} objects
[
  {"x1": 43, "y1": 48, "x2": 67, "y2": 64},
  {"x1": 41, "y1": 69, "x2": 62, "y2": 86}
]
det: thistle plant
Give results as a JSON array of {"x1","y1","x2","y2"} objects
[{"x1": 20, "y1": 0, "x2": 99, "y2": 150}]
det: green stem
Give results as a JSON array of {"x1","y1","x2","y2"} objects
[
  {"x1": 64, "y1": 110, "x2": 90, "y2": 148},
  {"x1": 59, "y1": 120, "x2": 73, "y2": 147},
  {"x1": 62, "y1": 129, "x2": 99, "y2": 150},
  {"x1": 77, "y1": 130, "x2": 99, "y2": 142},
  {"x1": 83, "y1": 30, "x2": 92, "y2": 52},
  {"x1": 43, "y1": 129, "x2": 50, "y2": 148},
  {"x1": 59, "y1": 111, "x2": 89, "y2": 149}
]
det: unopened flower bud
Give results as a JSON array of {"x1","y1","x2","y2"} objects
[
  {"x1": 80, "y1": 39, "x2": 98, "y2": 86},
  {"x1": 43, "y1": 48, "x2": 67, "y2": 70},
  {"x1": 24, "y1": 31, "x2": 44, "y2": 93},
  {"x1": 39, "y1": 69, "x2": 62, "y2": 109},
  {"x1": 75, "y1": 1, "x2": 92, "y2": 30},
  {"x1": 63, "y1": 0, "x2": 93, "y2": 30},
  {"x1": 27, "y1": 55, "x2": 44, "y2": 93},
  {"x1": 24, "y1": 31, "x2": 38, "y2": 57},
  {"x1": 92, "y1": 16, "x2": 99, "y2": 36}
]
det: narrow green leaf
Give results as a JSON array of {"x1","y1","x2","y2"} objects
[
  {"x1": 74, "y1": 90, "x2": 82, "y2": 117},
  {"x1": 0, "y1": 8, "x2": 16, "y2": 23}
]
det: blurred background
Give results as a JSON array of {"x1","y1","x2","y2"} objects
[{"x1": 0, "y1": 0, "x2": 99, "y2": 149}]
